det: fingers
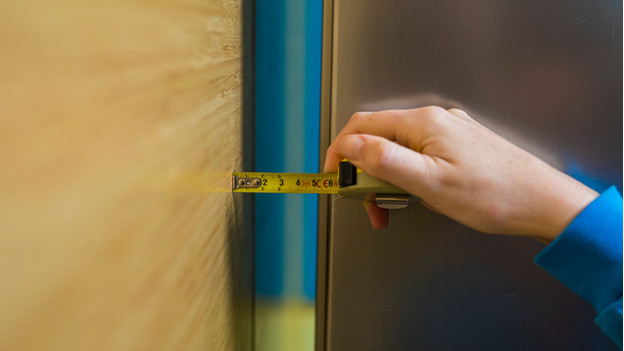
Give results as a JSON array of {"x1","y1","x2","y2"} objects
[
  {"x1": 324, "y1": 110, "x2": 404, "y2": 172},
  {"x1": 363, "y1": 201, "x2": 389, "y2": 230},
  {"x1": 322, "y1": 106, "x2": 455, "y2": 230},
  {"x1": 339, "y1": 134, "x2": 440, "y2": 198},
  {"x1": 323, "y1": 106, "x2": 450, "y2": 172}
]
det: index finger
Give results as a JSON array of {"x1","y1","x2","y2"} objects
[{"x1": 323, "y1": 107, "x2": 446, "y2": 172}]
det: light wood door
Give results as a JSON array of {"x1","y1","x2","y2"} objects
[{"x1": 0, "y1": 0, "x2": 252, "y2": 350}]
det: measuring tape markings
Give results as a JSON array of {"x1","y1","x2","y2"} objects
[
  {"x1": 233, "y1": 162, "x2": 415, "y2": 209},
  {"x1": 232, "y1": 172, "x2": 338, "y2": 194}
]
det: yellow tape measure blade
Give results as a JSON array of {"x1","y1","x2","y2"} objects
[{"x1": 232, "y1": 172, "x2": 338, "y2": 194}]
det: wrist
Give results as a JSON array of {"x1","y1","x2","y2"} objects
[{"x1": 532, "y1": 175, "x2": 599, "y2": 242}]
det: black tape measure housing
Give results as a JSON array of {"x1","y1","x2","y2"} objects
[{"x1": 338, "y1": 161, "x2": 357, "y2": 187}]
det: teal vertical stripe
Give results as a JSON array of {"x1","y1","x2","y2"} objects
[
  {"x1": 254, "y1": 0, "x2": 323, "y2": 300},
  {"x1": 255, "y1": 0, "x2": 286, "y2": 297}
]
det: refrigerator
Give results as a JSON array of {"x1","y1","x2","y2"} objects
[{"x1": 316, "y1": 1, "x2": 622, "y2": 350}]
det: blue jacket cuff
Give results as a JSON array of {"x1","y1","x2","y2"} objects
[{"x1": 535, "y1": 186, "x2": 623, "y2": 346}]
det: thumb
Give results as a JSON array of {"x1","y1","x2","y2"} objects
[{"x1": 339, "y1": 134, "x2": 437, "y2": 197}]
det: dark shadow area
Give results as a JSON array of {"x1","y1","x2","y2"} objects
[{"x1": 226, "y1": 0, "x2": 254, "y2": 350}]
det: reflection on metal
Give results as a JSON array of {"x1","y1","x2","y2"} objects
[
  {"x1": 318, "y1": 0, "x2": 622, "y2": 350},
  {"x1": 360, "y1": 93, "x2": 565, "y2": 170},
  {"x1": 375, "y1": 195, "x2": 409, "y2": 210}
]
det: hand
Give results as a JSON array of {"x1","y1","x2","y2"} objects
[{"x1": 324, "y1": 106, "x2": 598, "y2": 241}]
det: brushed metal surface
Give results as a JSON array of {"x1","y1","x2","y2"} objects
[
  {"x1": 322, "y1": 1, "x2": 621, "y2": 350},
  {"x1": 316, "y1": 2, "x2": 334, "y2": 349}
]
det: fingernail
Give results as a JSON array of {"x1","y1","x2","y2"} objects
[{"x1": 341, "y1": 135, "x2": 364, "y2": 161}]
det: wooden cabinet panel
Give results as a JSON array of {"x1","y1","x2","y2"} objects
[{"x1": 0, "y1": 0, "x2": 252, "y2": 349}]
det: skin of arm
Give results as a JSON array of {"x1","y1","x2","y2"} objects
[{"x1": 324, "y1": 106, "x2": 598, "y2": 242}]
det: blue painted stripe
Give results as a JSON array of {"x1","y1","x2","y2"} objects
[
  {"x1": 254, "y1": 0, "x2": 323, "y2": 300},
  {"x1": 255, "y1": 0, "x2": 286, "y2": 298}
]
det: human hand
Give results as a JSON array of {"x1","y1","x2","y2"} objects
[{"x1": 324, "y1": 107, "x2": 598, "y2": 242}]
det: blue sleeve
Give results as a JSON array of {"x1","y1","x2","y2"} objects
[{"x1": 535, "y1": 186, "x2": 623, "y2": 348}]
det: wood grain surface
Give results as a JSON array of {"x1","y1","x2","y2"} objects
[{"x1": 0, "y1": 0, "x2": 252, "y2": 349}]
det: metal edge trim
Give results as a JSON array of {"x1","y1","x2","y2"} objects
[{"x1": 316, "y1": 0, "x2": 334, "y2": 350}]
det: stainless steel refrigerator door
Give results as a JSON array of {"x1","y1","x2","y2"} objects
[{"x1": 318, "y1": 1, "x2": 622, "y2": 350}]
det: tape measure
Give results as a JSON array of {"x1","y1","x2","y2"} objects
[
  {"x1": 232, "y1": 171, "x2": 338, "y2": 194},
  {"x1": 232, "y1": 161, "x2": 416, "y2": 209}
]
